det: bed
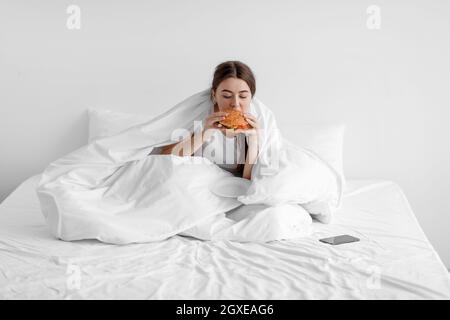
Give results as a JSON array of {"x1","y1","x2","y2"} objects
[{"x1": 1, "y1": 174, "x2": 449, "y2": 299}]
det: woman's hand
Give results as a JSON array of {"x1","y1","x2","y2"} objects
[
  {"x1": 243, "y1": 113, "x2": 260, "y2": 131},
  {"x1": 204, "y1": 111, "x2": 229, "y2": 130}
]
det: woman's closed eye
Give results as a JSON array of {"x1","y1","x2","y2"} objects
[{"x1": 222, "y1": 95, "x2": 248, "y2": 99}]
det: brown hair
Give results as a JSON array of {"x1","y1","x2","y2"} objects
[{"x1": 211, "y1": 61, "x2": 256, "y2": 101}]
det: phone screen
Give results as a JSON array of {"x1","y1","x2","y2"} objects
[{"x1": 319, "y1": 235, "x2": 360, "y2": 245}]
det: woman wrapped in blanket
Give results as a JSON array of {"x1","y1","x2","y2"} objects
[{"x1": 159, "y1": 61, "x2": 261, "y2": 180}]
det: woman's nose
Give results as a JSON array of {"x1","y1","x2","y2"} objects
[{"x1": 231, "y1": 96, "x2": 240, "y2": 109}]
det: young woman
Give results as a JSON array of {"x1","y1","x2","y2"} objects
[{"x1": 160, "y1": 61, "x2": 261, "y2": 180}]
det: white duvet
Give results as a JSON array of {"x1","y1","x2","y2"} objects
[{"x1": 36, "y1": 89, "x2": 342, "y2": 244}]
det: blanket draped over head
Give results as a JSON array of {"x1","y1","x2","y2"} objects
[{"x1": 36, "y1": 89, "x2": 343, "y2": 244}]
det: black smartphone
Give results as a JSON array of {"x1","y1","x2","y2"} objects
[{"x1": 319, "y1": 235, "x2": 360, "y2": 245}]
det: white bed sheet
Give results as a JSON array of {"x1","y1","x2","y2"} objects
[{"x1": 0, "y1": 174, "x2": 449, "y2": 299}]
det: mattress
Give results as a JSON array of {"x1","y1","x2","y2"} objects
[{"x1": 0, "y1": 174, "x2": 449, "y2": 299}]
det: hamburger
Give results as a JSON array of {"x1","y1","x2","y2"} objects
[{"x1": 218, "y1": 108, "x2": 251, "y2": 130}]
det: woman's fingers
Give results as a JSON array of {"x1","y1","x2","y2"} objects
[
  {"x1": 208, "y1": 115, "x2": 226, "y2": 123},
  {"x1": 207, "y1": 112, "x2": 229, "y2": 121},
  {"x1": 244, "y1": 113, "x2": 259, "y2": 128},
  {"x1": 206, "y1": 115, "x2": 227, "y2": 128},
  {"x1": 208, "y1": 112, "x2": 229, "y2": 122},
  {"x1": 245, "y1": 118, "x2": 259, "y2": 129},
  {"x1": 243, "y1": 113, "x2": 256, "y2": 120}
]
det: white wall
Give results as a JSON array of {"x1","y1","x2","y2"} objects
[{"x1": 1, "y1": 0, "x2": 449, "y2": 267}]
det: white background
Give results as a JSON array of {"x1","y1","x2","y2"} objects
[{"x1": 0, "y1": 0, "x2": 449, "y2": 268}]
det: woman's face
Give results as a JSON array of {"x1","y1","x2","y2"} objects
[{"x1": 212, "y1": 77, "x2": 252, "y2": 113}]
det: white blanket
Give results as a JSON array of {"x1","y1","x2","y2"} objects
[{"x1": 36, "y1": 89, "x2": 342, "y2": 244}]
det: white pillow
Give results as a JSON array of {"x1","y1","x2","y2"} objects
[
  {"x1": 88, "y1": 109, "x2": 346, "y2": 186},
  {"x1": 88, "y1": 109, "x2": 155, "y2": 143},
  {"x1": 279, "y1": 122, "x2": 346, "y2": 188}
]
